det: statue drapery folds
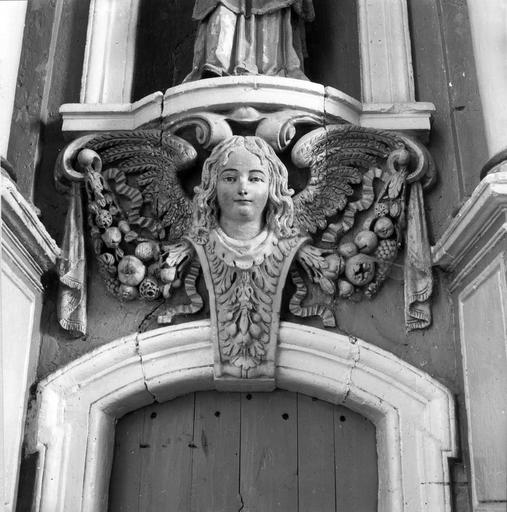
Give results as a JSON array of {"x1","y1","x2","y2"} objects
[{"x1": 184, "y1": 0, "x2": 315, "y2": 81}]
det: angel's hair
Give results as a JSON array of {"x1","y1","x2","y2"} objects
[{"x1": 192, "y1": 136, "x2": 295, "y2": 242}]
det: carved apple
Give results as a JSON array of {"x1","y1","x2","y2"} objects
[
  {"x1": 354, "y1": 230, "x2": 378, "y2": 254},
  {"x1": 117, "y1": 255, "x2": 146, "y2": 286},
  {"x1": 338, "y1": 279, "x2": 354, "y2": 298},
  {"x1": 374, "y1": 217, "x2": 394, "y2": 239},
  {"x1": 118, "y1": 284, "x2": 138, "y2": 301},
  {"x1": 101, "y1": 227, "x2": 122, "y2": 248},
  {"x1": 344, "y1": 254, "x2": 376, "y2": 286},
  {"x1": 118, "y1": 220, "x2": 131, "y2": 234},
  {"x1": 323, "y1": 253, "x2": 344, "y2": 278},
  {"x1": 337, "y1": 241, "x2": 358, "y2": 258}
]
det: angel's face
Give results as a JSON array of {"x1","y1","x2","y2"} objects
[{"x1": 216, "y1": 146, "x2": 270, "y2": 227}]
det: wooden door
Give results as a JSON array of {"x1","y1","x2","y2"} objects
[{"x1": 109, "y1": 390, "x2": 377, "y2": 511}]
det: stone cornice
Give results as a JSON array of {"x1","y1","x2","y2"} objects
[
  {"x1": 432, "y1": 165, "x2": 507, "y2": 276},
  {"x1": 59, "y1": 77, "x2": 434, "y2": 139},
  {"x1": 1, "y1": 175, "x2": 60, "y2": 275}
]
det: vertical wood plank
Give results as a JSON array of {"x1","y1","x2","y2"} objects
[
  {"x1": 297, "y1": 394, "x2": 336, "y2": 512},
  {"x1": 137, "y1": 394, "x2": 195, "y2": 512},
  {"x1": 437, "y1": 0, "x2": 488, "y2": 196},
  {"x1": 334, "y1": 405, "x2": 377, "y2": 511},
  {"x1": 190, "y1": 391, "x2": 242, "y2": 512},
  {"x1": 407, "y1": 0, "x2": 462, "y2": 241},
  {"x1": 108, "y1": 408, "x2": 144, "y2": 511},
  {"x1": 240, "y1": 390, "x2": 298, "y2": 511}
]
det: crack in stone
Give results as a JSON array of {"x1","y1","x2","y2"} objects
[
  {"x1": 342, "y1": 336, "x2": 360, "y2": 404},
  {"x1": 238, "y1": 491, "x2": 245, "y2": 512},
  {"x1": 134, "y1": 332, "x2": 157, "y2": 402},
  {"x1": 137, "y1": 301, "x2": 165, "y2": 333}
]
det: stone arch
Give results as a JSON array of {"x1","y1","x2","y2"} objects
[{"x1": 33, "y1": 321, "x2": 456, "y2": 512}]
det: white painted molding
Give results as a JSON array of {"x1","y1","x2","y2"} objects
[
  {"x1": 358, "y1": 0, "x2": 415, "y2": 103},
  {"x1": 0, "y1": 0, "x2": 27, "y2": 156},
  {"x1": 60, "y1": 91, "x2": 163, "y2": 134},
  {"x1": 80, "y1": 0, "x2": 140, "y2": 103},
  {"x1": 1, "y1": 175, "x2": 60, "y2": 279},
  {"x1": 33, "y1": 321, "x2": 456, "y2": 512},
  {"x1": 458, "y1": 254, "x2": 507, "y2": 511},
  {"x1": 1, "y1": 175, "x2": 59, "y2": 512},
  {"x1": 466, "y1": 0, "x2": 507, "y2": 157},
  {"x1": 432, "y1": 166, "x2": 507, "y2": 288},
  {"x1": 60, "y1": 77, "x2": 434, "y2": 136}
]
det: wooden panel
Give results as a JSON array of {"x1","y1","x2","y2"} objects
[
  {"x1": 298, "y1": 394, "x2": 336, "y2": 512},
  {"x1": 109, "y1": 408, "x2": 143, "y2": 511},
  {"x1": 110, "y1": 391, "x2": 378, "y2": 511},
  {"x1": 240, "y1": 391, "x2": 298, "y2": 511},
  {"x1": 137, "y1": 395, "x2": 195, "y2": 511},
  {"x1": 190, "y1": 392, "x2": 242, "y2": 512},
  {"x1": 334, "y1": 405, "x2": 377, "y2": 511}
]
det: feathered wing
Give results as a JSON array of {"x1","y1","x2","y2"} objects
[
  {"x1": 291, "y1": 124, "x2": 406, "y2": 238},
  {"x1": 85, "y1": 130, "x2": 197, "y2": 242}
]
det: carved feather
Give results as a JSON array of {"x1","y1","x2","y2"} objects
[
  {"x1": 291, "y1": 125, "x2": 406, "y2": 236},
  {"x1": 85, "y1": 130, "x2": 197, "y2": 242}
]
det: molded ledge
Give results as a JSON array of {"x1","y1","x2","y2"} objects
[
  {"x1": 59, "y1": 77, "x2": 434, "y2": 138},
  {"x1": 1, "y1": 175, "x2": 60, "y2": 275},
  {"x1": 432, "y1": 166, "x2": 507, "y2": 278}
]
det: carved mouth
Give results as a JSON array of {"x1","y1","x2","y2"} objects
[{"x1": 235, "y1": 199, "x2": 252, "y2": 203}]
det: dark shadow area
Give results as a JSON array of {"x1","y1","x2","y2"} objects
[
  {"x1": 15, "y1": 451, "x2": 38, "y2": 512},
  {"x1": 305, "y1": 0, "x2": 361, "y2": 98},
  {"x1": 132, "y1": 0, "x2": 196, "y2": 100}
]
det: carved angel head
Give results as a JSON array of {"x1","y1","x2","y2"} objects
[{"x1": 192, "y1": 136, "x2": 295, "y2": 242}]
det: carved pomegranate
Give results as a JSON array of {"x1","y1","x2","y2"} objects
[
  {"x1": 354, "y1": 230, "x2": 378, "y2": 254},
  {"x1": 139, "y1": 278, "x2": 160, "y2": 300},
  {"x1": 95, "y1": 209, "x2": 113, "y2": 229},
  {"x1": 117, "y1": 255, "x2": 146, "y2": 286},
  {"x1": 344, "y1": 254, "x2": 376, "y2": 286}
]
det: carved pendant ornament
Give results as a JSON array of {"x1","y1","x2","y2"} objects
[{"x1": 56, "y1": 121, "x2": 435, "y2": 383}]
